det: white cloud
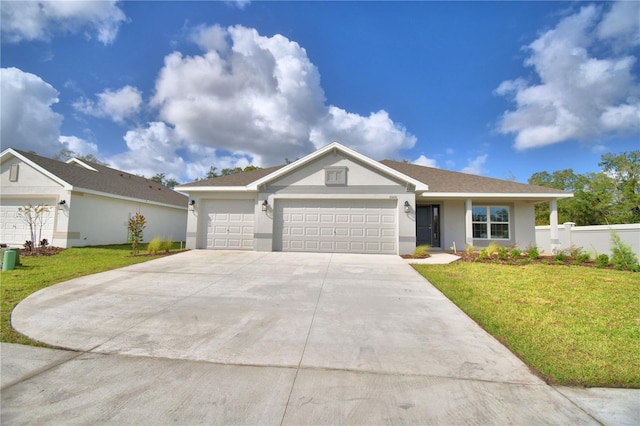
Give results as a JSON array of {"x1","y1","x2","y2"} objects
[
  {"x1": 106, "y1": 121, "x2": 253, "y2": 182},
  {"x1": 226, "y1": 0, "x2": 251, "y2": 10},
  {"x1": 150, "y1": 24, "x2": 416, "y2": 168},
  {"x1": 596, "y1": 0, "x2": 640, "y2": 47},
  {"x1": 0, "y1": 67, "x2": 63, "y2": 156},
  {"x1": 1, "y1": 0, "x2": 126, "y2": 45},
  {"x1": 107, "y1": 122, "x2": 186, "y2": 180},
  {"x1": 412, "y1": 155, "x2": 438, "y2": 168},
  {"x1": 73, "y1": 85, "x2": 143, "y2": 123},
  {"x1": 495, "y1": 2, "x2": 640, "y2": 150},
  {"x1": 461, "y1": 154, "x2": 488, "y2": 175},
  {"x1": 58, "y1": 135, "x2": 99, "y2": 157}
]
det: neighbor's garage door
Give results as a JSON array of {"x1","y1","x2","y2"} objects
[
  {"x1": 0, "y1": 198, "x2": 55, "y2": 246},
  {"x1": 203, "y1": 200, "x2": 255, "y2": 250},
  {"x1": 275, "y1": 200, "x2": 397, "y2": 254}
]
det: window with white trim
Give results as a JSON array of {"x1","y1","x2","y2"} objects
[{"x1": 472, "y1": 206, "x2": 510, "y2": 239}]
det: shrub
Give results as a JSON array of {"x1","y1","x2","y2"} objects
[
  {"x1": 576, "y1": 252, "x2": 591, "y2": 264},
  {"x1": 527, "y1": 246, "x2": 540, "y2": 260},
  {"x1": 465, "y1": 245, "x2": 474, "y2": 255},
  {"x1": 128, "y1": 212, "x2": 146, "y2": 256},
  {"x1": 568, "y1": 245, "x2": 584, "y2": 259},
  {"x1": 147, "y1": 236, "x2": 163, "y2": 255},
  {"x1": 554, "y1": 252, "x2": 568, "y2": 263},
  {"x1": 413, "y1": 244, "x2": 431, "y2": 258},
  {"x1": 610, "y1": 230, "x2": 639, "y2": 272},
  {"x1": 162, "y1": 239, "x2": 173, "y2": 253},
  {"x1": 595, "y1": 254, "x2": 610, "y2": 269},
  {"x1": 478, "y1": 248, "x2": 489, "y2": 260},
  {"x1": 486, "y1": 242, "x2": 500, "y2": 257},
  {"x1": 510, "y1": 248, "x2": 522, "y2": 259},
  {"x1": 497, "y1": 247, "x2": 509, "y2": 261}
]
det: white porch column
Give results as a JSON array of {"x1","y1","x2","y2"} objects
[
  {"x1": 465, "y1": 199, "x2": 473, "y2": 247},
  {"x1": 550, "y1": 198, "x2": 559, "y2": 253}
]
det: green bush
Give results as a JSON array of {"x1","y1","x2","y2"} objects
[
  {"x1": 576, "y1": 252, "x2": 591, "y2": 263},
  {"x1": 413, "y1": 244, "x2": 431, "y2": 258},
  {"x1": 610, "y1": 231, "x2": 639, "y2": 272},
  {"x1": 486, "y1": 242, "x2": 500, "y2": 257},
  {"x1": 527, "y1": 246, "x2": 540, "y2": 260},
  {"x1": 595, "y1": 254, "x2": 610, "y2": 269},
  {"x1": 510, "y1": 248, "x2": 522, "y2": 259},
  {"x1": 554, "y1": 252, "x2": 568, "y2": 263},
  {"x1": 147, "y1": 236, "x2": 163, "y2": 255},
  {"x1": 478, "y1": 248, "x2": 489, "y2": 260},
  {"x1": 497, "y1": 247, "x2": 509, "y2": 261},
  {"x1": 162, "y1": 239, "x2": 173, "y2": 253}
]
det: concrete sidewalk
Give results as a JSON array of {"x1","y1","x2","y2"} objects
[{"x1": 2, "y1": 250, "x2": 638, "y2": 424}]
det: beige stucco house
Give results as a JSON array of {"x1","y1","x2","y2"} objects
[
  {"x1": 0, "y1": 148, "x2": 188, "y2": 248},
  {"x1": 177, "y1": 142, "x2": 572, "y2": 255}
]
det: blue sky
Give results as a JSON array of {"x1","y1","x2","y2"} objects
[{"x1": 2, "y1": 1, "x2": 638, "y2": 184}]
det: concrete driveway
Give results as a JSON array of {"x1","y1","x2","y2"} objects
[{"x1": 2, "y1": 251, "x2": 617, "y2": 424}]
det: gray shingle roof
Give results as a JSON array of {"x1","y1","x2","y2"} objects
[
  {"x1": 14, "y1": 149, "x2": 187, "y2": 207},
  {"x1": 178, "y1": 165, "x2": 285, "y2": 187},
  {"x1": 179, "y1": 157, "x2": 568, "y2": 195},
  {"x1": 381, "y1": 160, "x2": 569, "y2": 194}
]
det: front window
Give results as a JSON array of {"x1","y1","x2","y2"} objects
[{"x1": 472, "y1": 206, "x2": 510, "y2": 239}]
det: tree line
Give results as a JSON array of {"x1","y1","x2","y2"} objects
[{"x1": 530, "y1": 151, "x2": 639, "y2": 226}]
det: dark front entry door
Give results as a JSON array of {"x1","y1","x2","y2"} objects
[{"x1": 416, "y1": 205, "x2": 441, "y2": 247}]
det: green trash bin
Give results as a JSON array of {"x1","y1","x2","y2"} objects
[{"x1": 2, "y1": 249, "x2": 17, "y2": 271}]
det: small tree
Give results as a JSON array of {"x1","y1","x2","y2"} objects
[
  {"x1": 610, "y1": 230, "x2": 639, "y2": 272},
  {"x1": 18, "y1": 203, "x2": 51, "y2": 252},
  {"x1": 128, "y1": 212, "x2": 146, "y2": 255}
]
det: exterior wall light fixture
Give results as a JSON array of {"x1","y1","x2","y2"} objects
[
  {"x1": 262, "y1": 200, "x2": 269, "y2": 211},
  {"x1": 189, "y1": 200, "x2": 196, "y2": 211},
  {"x1": 404, "y1": 200, "x2": 411, "y2": 213},
  {"x1": 58, "y1": 200, "x2": 66, "y2": 205}
]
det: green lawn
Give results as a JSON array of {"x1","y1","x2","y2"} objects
[
  {"x1": 1, "y1": 244, "x2": 182, "y2": 346},
  {"x1": 413, "y1": 262, "x2": 640, "y2": 388}
]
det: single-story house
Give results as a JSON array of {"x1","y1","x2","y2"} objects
[
  {"x1": 0, "y1": 148, "x2": 188, "y2": 248},
  {"x1": 177, "y1": 142, "x2": 572, "y2": 255}
]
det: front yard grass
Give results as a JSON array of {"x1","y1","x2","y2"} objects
[
  {"x1": 413, "y1": 262, "x2": 640, "y2": 388},
  {"x1": 1, "y1": 244, "x2": 183, "y2": 346}
]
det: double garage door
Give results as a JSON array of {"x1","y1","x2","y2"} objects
[
  {"x1": 275, "y1": 199, "x2": 397, "y2": 254},
  {"x1": 204, "y1": 199, "x2": 398, "y2": 254}
]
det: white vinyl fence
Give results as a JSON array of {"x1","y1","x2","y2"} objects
[{"x1": 536, "y1": 223, "x2": 640, "y2": 257}]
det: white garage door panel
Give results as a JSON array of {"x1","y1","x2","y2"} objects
[
  {"x1": 204, "y1": 200, "x2": 254, "y2": 250},
  {"x1": 276, "y1": 200, "x2": 397, "y2": 254},
  {"x1": 0, "y1": 199, "x2": 55, "y2": 246}
]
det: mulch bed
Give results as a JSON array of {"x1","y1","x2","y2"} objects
[{"x1": 18, "y1": 247, "x2": 65, "y2": 257}]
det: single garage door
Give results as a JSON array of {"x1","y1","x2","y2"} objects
[
  {"x1": 0, "y1": 198, "x2": 56, "y2": 246},
  {"x1": 203, "y1": 200, "x2": 255, "y2": 250},
  {"x1": 275, "y1": 199, "x2": 397, "y2": 254}
]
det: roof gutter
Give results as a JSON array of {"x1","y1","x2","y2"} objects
[{"x1": 419, "y1": 192, "x2": 574, "y2": 199}]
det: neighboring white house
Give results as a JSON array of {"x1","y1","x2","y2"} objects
[
  {"x1": 0, "y1": 148, "x2": 188, "y2": 248},
  {"x1": 177, "y1": 142, "x2": 572, "y2": 255}
]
